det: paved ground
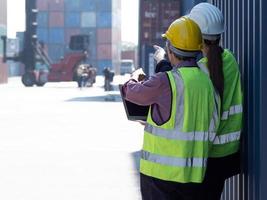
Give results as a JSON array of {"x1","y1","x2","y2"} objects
[{"x1": 0, "y1": 75, "x2": 143, "y2": 200}]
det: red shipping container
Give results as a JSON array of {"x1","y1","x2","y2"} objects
[
  {"x1": 48, "y1": 0, "x2": 64, "y2": 11},
  {"x1": 49, "y1": 12, "x2": 64, "y2": 27},
  {"x1": 36, "y1": 0, "x2": 48, "y2": 11},
  {"x1": 0, "y1": 57, "x2": 8, "y2": 84},
  {"x1": 97, "y1": 44, "x2": 112, "y2": 60},
  {"x1": 97, "y1": 29, "x2": 112, "y2": 44},
  {"x1": 64, "y1": 28, "x2": 81, "y2": 44}
]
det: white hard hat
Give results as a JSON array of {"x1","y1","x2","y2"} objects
[{"x1": 188, "y1": 3, "x2": 224, "y2": 40}]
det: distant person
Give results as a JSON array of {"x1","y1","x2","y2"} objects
[
  {"x1": 103, "y1": 67, "x2": 114, "y2": 91},
  {"x1": 123, "y1": 17, "x2": 220, "y2": 200}
]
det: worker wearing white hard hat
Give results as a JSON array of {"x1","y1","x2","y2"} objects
[{"x1": 188, "y1": 3, "x2": 243, "y2": 200}]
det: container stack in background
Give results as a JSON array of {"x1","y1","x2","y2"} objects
[
  {"x1": 36, "y1": 0, "x2": 121, "y2": 74},
  {"x1": 138, "y1": 0, "x2": 181, "y2": 75},
  {"x1": 0, "y1": 0, "x2": 8, "y2": 83}
]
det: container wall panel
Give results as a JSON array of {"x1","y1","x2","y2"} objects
[
  {"x1": 0, "y1": 57, "x2": 8, "y2": 83},
  {"x1": 81, "y1": 12, "x2": 96, "y2": 27},
  {"x1": 0, "y1": 0, "x2": 7, "y2": 25},
  {"x1": 97, "y1": 12, "x2": 112, "y2": 28},
  {"x1": 208, "y1": 0, "x2": 267, "y2": 200},
  {"x1": 97, "y1": 28, "x2": 112, "y2": 44},
  {"x1": 48, "y1": 44, "x2": 65, "y2": 62},
  {"x1": 65, "y1": 12, "x2": 80, "y2": 27},
  {"x1": 97, "y1": 0, "x2": 112, "y2": 11},
  {"x1": 0, "y1": 26, "x2": 6, "y2": 55},
  {"x1": 36, "y1": 0, "x2": 48, "y2": 11},
  {"x1": 97, "y1": 44, "x2": 112, "y2": 60},
  {"x1": 80, "y1": 28, "x2": 97, "y2": 59},
  {"x1": 80, "y1": 0, "x2": 96, "y2": 11},
  {"x1": 49, "y1": 28, "x2": 64, "y2": 44},
  {"x1": 65, "y1": 0, "x2": 80, "y2": 11},
  {"x1": 138, "y1": 0, "x2": 181, "y2": 67},
  {"x1": 64, "y1": 28, "x2": 81, "y2": 44},
  {"x1": 49, "y1": 12, "x2": 64, "y2": 27},
  {"x1": 37, "y1": 28, "x2": 48, "y2": 43},
  {"x1": 97, "y1": 60, "x2": 112, "y2": 74},
  {"x1": 37, "y1": 12, "x2": 48, "y2": 28},
  {"x1": 48, "y1": 0, "x2": 64, "y2": 11}
]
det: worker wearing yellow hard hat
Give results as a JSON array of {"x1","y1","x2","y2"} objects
[{"x1": 122, "y1": 16, "x2": 220, "y2": 199}]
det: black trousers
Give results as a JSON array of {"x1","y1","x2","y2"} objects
[
  {"x1": 199, "y1": 151, "x2": 241, "y2": 200},
  {"x1": 140, "y1": 173, "x2": 202, "y2": 200}
]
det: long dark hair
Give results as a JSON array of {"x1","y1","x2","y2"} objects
[{"x1": 204, "y1": 38, "x2": 224, "y2": 102}]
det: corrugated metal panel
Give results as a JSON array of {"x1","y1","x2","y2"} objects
[
  {"x1": 97, "y1": 0, "x2": 112, "y2": 11},
  {"x1": 97, "y1": 44, "x2": 112, "y2": 60},
  {"x1": 48, "y1": 28, "x2": 64, "y2": 44},
  {"x1": 37, "y1": 28, "x2": 48, "y2": 43},
  {"x1": 48, "y1": 44, "x2": 65, "y2": 62},
  {"x1": 138, "y1": 0, "x2": 181, "y2": 67},
  {"x1": 65, "y1": 0, "x2": 80, "y2": 11},
  {"x1": 96, "y1": 12, "x2": 112, "y2": 28},
  {"x1": 97, "y1": 28, "x2": 112, "y2": 44},
  {"x1": 0, "y1": 6, "x2": 7, "y2": 84},
  {"x1": 0, "y1": 0, "x2": 7, "y2": 25},
  {"x1": 49, "y1": 12, "x2": 64, "y2": 27},
  {"x1": 81, "y1": 12, "x2": 96, "y2": 27},
  {"x1": 97, "y1": 60, "x2": 112, "y2": 74},
  {"x1": 36, "y1": 0, "x2": 48, "y2": 11},
  {"x1": 208, "y1": 0, "x2": 267, "y2": 199},
  {"x1": 37, "y1": 12, "x2": 48, "y2": 28},
  {"x1": 80, "y1": 28, "x2": 97, "y2": 59},
  {"x1": 0, "y1": 57, "x2": 8, "y2": 83},
  {"x1": 48, "y1": 0, "x2": 64, "y2": 11},
  {"x1": 80, "y1": 0, "x2": 96, "y2": 11},
  {"x1": 0, "y1": 26, "x2": 6, "y2": 55},
  {"x1": 65, "y1": 12, "x2": 80, "y2": 27}
]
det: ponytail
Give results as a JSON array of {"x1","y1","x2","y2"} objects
[{"x1": 204, "y1": 39, "x2": 224, "y2": 103}]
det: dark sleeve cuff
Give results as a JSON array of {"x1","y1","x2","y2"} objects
[{"x1": 155, "y1": 60, "x2": 172, "y2": 73}]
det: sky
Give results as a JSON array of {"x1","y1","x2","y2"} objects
[{"x1": 7, "y1": 0, "x2": 139, "y2": 44}]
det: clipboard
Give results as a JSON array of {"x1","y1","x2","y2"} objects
[{"x1": 119, "y1": 84, "x2": 149, "y2": 121}]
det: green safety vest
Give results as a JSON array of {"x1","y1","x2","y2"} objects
[
  {"x1": 198, "y1": 49, "x2": 243, "y2": 157},
  {"x1": 140, "y1": 67, "x2": 220, "y2": 183}
]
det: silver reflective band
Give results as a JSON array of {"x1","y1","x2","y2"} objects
[
  {"x1": 213, "y1": 131, "x2": 241, "y2": 145},
  {"x1": 197, "y1": 62, "x2": 209, "y2": 75},
  {"x1": 141, "y1": 150, "x2": 207, "y2": 167},
  {"x1": 221, "y1": 105, "x2": 243, "y2": 120},
  {"x1": 145, "y1": 124, "x2": 216, "y2": 142}
]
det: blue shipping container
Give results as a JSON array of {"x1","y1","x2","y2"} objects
[
  {"x1": 49, "y1": 28, "x2": 64, "y2": 44},
  {"x1": 37, "y1": 12, "x2": 48, "y2": 28},
  {"x1": 97, "y1": 60, "x2": 112, "y2": 74},
  {"x1": 37, "y1": 28, "x2": 48, "y2": 43},
  {"x1": 65, "y1": 12, "x2": 80, "y2": 27},
  {"x1": 97, "y1": 0, "x2": 112, "y2": 11},
  {"x1": 97, "y1": 12, "x2": 112, "y2": 28},
  {"x1": 80, "y1": 0, "x2": 96, "y2": 11},
  {"x1": 48, "y1": 44, "x2": 65, "y2": 62},
  {"x1": 0, "y1": 27, "x2": 7, "y2": 55},
  {"x1": 65, "y1": 0, "x2": 80, "y2": 11}
]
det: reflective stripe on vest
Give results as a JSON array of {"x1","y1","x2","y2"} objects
[
  {"x1": 221, "y1": 104, "x2": 243, "y2": 120},
  {"x1": 141, "y1": 150, "x2": 208, "y2": 168},
  {"x1": 145, "y1": 124, "x2": 216, "y2": 142},
  {"x1": 213, "y1": 131, "x2": 241, "y2": 145}
]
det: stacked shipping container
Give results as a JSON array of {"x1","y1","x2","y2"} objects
[
  {"x1": 36, "y1": 0, "x2": 121, "y2": 73},
  {"x1": 138, "y1": 0, "x2": 181, "y2": 75},
  {"x1": 0, "y1": 0, "x2": 7, "y2": 83}
]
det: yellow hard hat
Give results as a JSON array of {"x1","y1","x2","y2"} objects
[{"x1": 162, "y1": 16, "x2": 202, "y2": 52}]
